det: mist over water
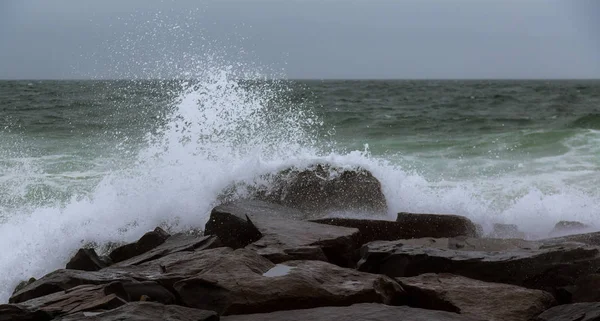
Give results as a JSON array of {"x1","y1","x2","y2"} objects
[{"x1": 1, "y1": 24, "x2": 600, "y2": 302}]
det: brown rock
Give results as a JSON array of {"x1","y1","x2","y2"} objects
[
  {"x1": 532, "y1": 302, "x2": 600, "y2": 321},
  {"x1": 221, "y1": 303, "x2": 483, "y2": 321},
  {"x1": 396, "y1": 212, "x2": 479, "y2": 238},
  {"x1": 12, "y1": 278, "x2": 36, "y2": 295},
  {"x1": 206, "y1": 200, "x2": 359, "y2": 266},
  {"x1": 109, "y1": 227, "x2": 170, "y2": 264},
  {"x1": 357, "y1": 237, "x2": 600, "y2": 298},
  {"x1": 66, "y1": 248, "x2": 108, "y2": 271},
  {"x1": 571, "y1": 274, "x2": 600, "y2": 302},
  {"x1": 174, "y1": 249, "x2": 405, "y2": 315},
  {"x1": 112, "y1": 233, "x2": 222, "y2": 267},
  {"x1": 0, "y1": 304, "x2": 52, "y2": 321},
  {"x1": 396, "y1": 273, "x2": 556, "y2": 321},
  {"x1": 256, "y1": 164, "x2": 388, "y2": 216},
  {"x1": 54, "y1": 302, "x2": 218, "y2": 321}
]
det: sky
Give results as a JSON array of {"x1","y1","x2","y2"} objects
[{"x1": 0, "y1": 0, "x2": 599, "y2": 79}]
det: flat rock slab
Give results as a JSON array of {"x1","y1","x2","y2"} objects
[
  {"x1": 397, "y1": 273, "x2": 556, "y2": 321},
  {"x1": 396, "y1": 212, "x2": 479, "y2": 238},
  {"x1": 221, "y1": 303, "x2": 484, "y2": 321},
  {"x1": 206, "y1": 200, "x2": 360, "y2": 265},
  {"x1": 542, "y1": 231, "x2": 600, "y2": 247},
  {"x1": 0, "y1": 304, "x2": 52, "y2": 321},
  {"x1": 174, "y1": 249, "x2": 405, "y2": 315},
  {"x1": 55, "y1": 302, "x2": 218, "y2": 321},
  {"x1": 532, "y1": 302, "x2": 600, "y2": 321},
  {"x1": 358, "y1": 237, "x2": 600, "y2": 294}
]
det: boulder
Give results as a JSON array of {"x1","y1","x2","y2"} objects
[
  {"x1": 570, "y1": 274, "x2": 600, "y2": 302},
  {"x1": 357, "y1": 237, "x2": 600, "y2": 298},
  {"x1": 55, "y1": 302, "x2": 218, "y2": 321},
  {"x1": 396, "y1": 273, "x2": 556, "y2": 321},
  {"x1": 9, "y1": 269, "x2": 137, "y2": 304},
  {"x1": 112, "y1": 234, "x2": 222, "y2": 267},
  {"x1": 174, "y1": 249, "x2": 405, "y2": 315},
  {"x1": 549, "y1": 221, "x2": 593, "y2": 237},
  {"x1": 488, "y1": 223, "x2": 525, "y2": 239},
  {"x1": 13, "y1": 278, "x2": 36, "y2": 295},
  {"x1": 15, "y1": 283, "x2": 127, "y2": 317},
  {"x1": 396, "y1": 212, "x2": 479, "y2": 238},
  {"x1": 206, "y1": 200, "x2": 360, "y2": 266},
  {"x1": 532, "y1": 302, "x2": 600, "y2": 321},
  {"x1": 66, "y1": 248, "x2": 108, "y2": 271},
  {"x1": 221, "y1": 303, "x2": 483, "y2": 321},
  {"x1": 108, "y1": 227, "x2": 170, "y2": 264},
  {"x1": 256, "y1": 164, "x2": 388, "y2": 216},
  {"x1": 0, "y1": 304, "x2": 52, "y2": 321}
]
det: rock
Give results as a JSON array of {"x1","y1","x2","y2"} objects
[
  {"x1": 571, "y1": 274, "x2": 600, "y2": 302},
  {"x1": 55, "y1": 302, "x2": 218, "y2": 321},
  {"x1": 532, "y1": 302, "x2": 600, "y2": 321},
  {"x1": 489, "y1": 223, "x2": 526, "y2": 239},
  {"x1": 256, "y1": 164, "x2": 388, "y2": 216},
  {"x1": 109, "y1": 227, "x2": 170, "y2": 264},
  {"x1": 15, "y1": 283, "x2": 127, "y2": 317},
  {"x1": 0, "y1": 304, "x2": 52, "y2": 321},
  {"x1": 206, "y1": 200, "x2": 360, "y2": 266},
  {"x1": 112, "y1": 234, "x2": 222, "y2": 267},
  {"x1": 13, "y1": 278, "x2": 36, "y2": 295},
  {"x1": 66, "y1": 248, "x2": 108, "y2": 271},
  {"x1": 357, "y1": 237, "x2": 600, "y2": 298},
  {"x1": 396, "y1": 273, "x2": 556, "y2": 321},
  {"x1": 174, "y1": 249, "x2": 405, "y2": 315},
  {"x1": 396, "y1": 212, "x2": 479, "y2": 238},
  {"x1": 220, "y1": 303, "x2": 483, "y2": 321},
  {"x1": 549, "y1": 221, "x2": 593, "y2": 237},
  {"x1": 541, "y1": 231, "x2": 600, "y2": 246},
  {"x1": 9, "y1": 269, "x2": 137, "y2": 304}
]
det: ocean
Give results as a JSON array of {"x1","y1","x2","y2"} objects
[{"x1": 1, "y1": 75, "x2": 600, "y2": 302}]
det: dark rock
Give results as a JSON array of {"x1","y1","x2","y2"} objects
[
  {"x1": 541, "y1": 231, "x2": 600, "y2": 246},
  {"x1": 489, "y1": 223, "x2": 525, "y2": 239},
  {"x1": 66, "y1": 248, "x2": 108, "y2": 271},
  {"x1": 256, "y1": 164, "x2": 388, "y2": 216},
  {"x1": 174, "y1": 249, "x2": 405, "y2": 315},
  {"x1": 9, "y1": 269, "x2": 137, "y2": 304},
  {"x1": 396, "y1": 273, "x2": 556, "y2": 321},
  {"x1": 532, "y1": 302, "x2": 600, "y2": 321},
  {"x1": 109, "y1": 227, "x2": 170, "y2": 264},
  {"x1": 549, "y1": 221, "x2": 593, "y2": 237},
  {"x1": 571, "y1": 274, "x2": 600, "y2": 302},
  {"x1": 113, "y1": 234, "x2": 222, "y2": 267},
  {"x1": 221, "y1": 303, "x2": 483, "y2": 321},
  {"x1": 55, "y1": 302, "x2": 218, "y2": 321},
  {"x1": 357, "y1": 237, "x2": 600, "y2": 298},
  {"x1": 396, "y1": 212, "x2": 479, "y2": 238},
  {"x1": 206, "y1": 200, "x2": 359, "y2": 266},
  {"x1": 0, "y1": 304, "x2": 52, "y2": 321},
  {"x1": 15, "y1": 283, "x2": 127, "y2": 317},
  {"x1": 108, "y1": 281, "x2": 176, "y2": 304},
  {"x1": 13, "y1": 278, "x2": 36, "y2": 295}
]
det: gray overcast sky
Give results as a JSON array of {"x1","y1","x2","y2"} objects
[{"x1": 0, "y1": 0, "x2": 599, "y2": 79}]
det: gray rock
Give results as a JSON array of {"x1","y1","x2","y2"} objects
[
  {"x1": 54, "y1": 302, "x2": 218, "y2": 321},
  {"x1": 206, "y1": 200, "x2": 360, "y2": 266},
  {"x1": 221, "y1": 303, "x2": 483, "y2": 321},
  {"x1": 396, "y1": 212, "x2": 479, "y2": 238},
  {"x1": 0, "y1": 304, "x2": 52, "y2": 321},
  {"x1": 532, "y1": 302, "x2": 600, "y2": 321},
  {"x1": 174, "y1": 249, "x2": 405, "y2": 315},
  {"x1": 66, "y1": 248, "x2": 108, "y2": 271},
  {"x1": 396, "y1": 273, "x2": 556, "y2": 321},
  {"x1": 489, "y1": 223, "x2": 526, "y2": 239},
  {"x1": 109, "y1": 227, "x2": 170, "y2": 264},
  {"x1": 549, "y1": 221, "x2": 594, "y2": 238}
]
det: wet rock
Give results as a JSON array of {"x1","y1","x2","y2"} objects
[
  {"x1": 55, "y1": 302, "x2": 219, "y2": 321},
  {"x1": 396, "y1": 273, "x2": 556, "y2": 321},
  {"x1": 357, "y1": 237, "x2": 600, "y2": 297},
  {"x1": 9, "y1": 269, "x2": 137, "y2": 304},
  {"x1": 396, "y1": 212, "x2": 479, "y2": 238},
  {"x1": 532, "y1": 302, "x2": 600, "y2": 321},
  {"x1": 489, "y1": 223, "x2": 526, "y2": 239},
  {"x1": 109, "y1": 227, "x2": 170, "y2": 264},
  {"x1": 221, "y1": 303, "x2": 483, "y2": 321},
  {"x1": 541, "y1": 231, "x2": 600, "y2": 246},
  {"x1": 206, "y1": 200, "x2": 359, "y2": 266},
  {"x1": 549, "y1": 221, "x2": 593, "y2": 237},
  {"x1": 256, "y1": 164, "x2": 388, "y2": 216},
  {"x1": 0, "y1": 304, "x2": 52, "y2": 321},
  {"x1": 13, "y1": 278, "x2": 36, "y2": 295},
  {"x1": 174, "y1": 249, "x2": 405, "y2": 315},
  {"x1": 570, "y1": 274, "x2": 600, "y2": 302},
  {"x1": 66, "y1": 248, "x2": 108, "y2": 271},
  {"x1": 113, "y1": 234, "x2": 222, "y2": 267}
]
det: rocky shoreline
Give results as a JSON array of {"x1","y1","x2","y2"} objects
[{"x1": 2, "y1": 166, "x2": 600, "y2": 321}]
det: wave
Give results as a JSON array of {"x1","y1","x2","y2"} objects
[{"x1": 569, "y1": 113, "x2": 600, "y2": 129}]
